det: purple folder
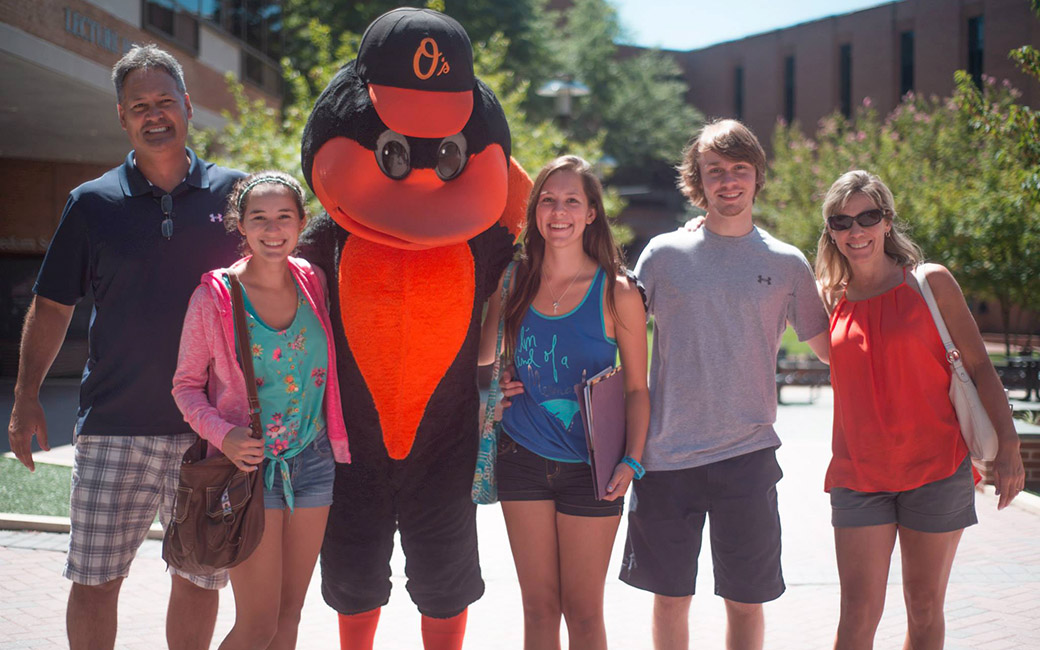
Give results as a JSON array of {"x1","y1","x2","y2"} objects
[{"x1": 574, "y1": 366, "x2": 627, "y2": 500}]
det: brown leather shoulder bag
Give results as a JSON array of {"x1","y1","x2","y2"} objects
[{"x1": 162, "y1": 270, "x2": 266, "y2": 575}]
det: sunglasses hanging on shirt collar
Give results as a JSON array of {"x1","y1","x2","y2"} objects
[{"x1": 160, "y1": 194, "x2": 174, "y2": 240}]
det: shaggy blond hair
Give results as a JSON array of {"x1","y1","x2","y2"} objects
[{"x1": 676, "y1": 119, "x2": 767, "y2": 209}]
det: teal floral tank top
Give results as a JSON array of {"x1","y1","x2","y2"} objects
[{"x1": 226, "y1": 275, "x2": 328, "y2": 510}]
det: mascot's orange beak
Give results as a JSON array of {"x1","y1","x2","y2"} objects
[{"x1": 312, "y1": 137, "x2": 508, "y2": 251}]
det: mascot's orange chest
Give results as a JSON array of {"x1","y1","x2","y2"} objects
[{"x1": 339, "y1": 237, "x2": 475, "y2": 459}]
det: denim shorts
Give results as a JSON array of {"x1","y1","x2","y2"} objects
[
  {"x1": 263, "y1": 431, "x2": 336, "y2": 510},
  {"x1": 496, "y1": 431, "x2": 623, "y2": 517},
  {"x1": 830, "y1": 454, "x2": 977, "y2": 532}
]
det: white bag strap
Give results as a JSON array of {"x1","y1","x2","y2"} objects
[{"x1": 911, "y1": 266, "x2": 973, "y2": 384}]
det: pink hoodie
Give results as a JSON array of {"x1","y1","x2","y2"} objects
[{"x1": 172, "y1": 256, "x2": 350, "y2": 463}]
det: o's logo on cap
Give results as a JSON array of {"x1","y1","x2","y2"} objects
[{"x1": 413, "y1": 37, "x2": 451, "y2": 80}]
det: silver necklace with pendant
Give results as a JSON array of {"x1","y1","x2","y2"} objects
[{"x1": 543, "y1": 267, "x2": 582, "y2": 313}]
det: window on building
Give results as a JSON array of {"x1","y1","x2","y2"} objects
[
  {"x1": 900, "y1": 30, "x2": 914, "y2": 97},
  {"x1": 968, "y1": 15, "x2": 984, "y2": 88},
  {"x1": 245, "y1": 1, "x2": 264, "y2": 51},
  {"x1": 199, "y1": 0, "x2": 220, "y2": 22},
  {"x1": 220, "y1": 0, "x2": 282, "y2": 93},
  {"x1": 261, "y1": 2, "x2": 283, "y2": 62},
  {"x1": 783, "y1": 55, "x2": 795, "y2": 124},
  {"x1": 244, "y1": 50, "x2": 280, "y2": 94},
  {"x1": 839, "y1": 44, "x2": 852, "y2": 118},
  {"x1": 144, "y1": 0, "x2": 282, "y2": 95},
  {"x1": 734, "y1": 66, "x2": 744, "y2": 121},
  {"x1": 144, "y1": 0, "x2": 200, "y2": 53}
]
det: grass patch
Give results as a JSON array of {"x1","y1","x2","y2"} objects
[
  {"x1": 1015, "y1": 410, "x2": 1040, "y2": 425},
  {"x1": 780, "y1": 325, "x2": 813, "y2": 358},
  {"x1": 0, "y1": 457, "x2": 72, "y2": 517}
]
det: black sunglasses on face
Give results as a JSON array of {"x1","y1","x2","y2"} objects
[{"x1": 827, "y1": 208, "x2": 886, "y2": 231}]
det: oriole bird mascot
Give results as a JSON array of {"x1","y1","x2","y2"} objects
[{"x1": 298, "y1": 8, "x2": 530, "y2": 649}]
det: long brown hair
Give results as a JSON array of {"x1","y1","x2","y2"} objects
[{"x1": 503, "y1": 155, "x2": 625, "y2": 362}]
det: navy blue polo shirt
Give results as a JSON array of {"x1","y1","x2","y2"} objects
[{"x1": 34, "y1": 149, "x2": 244, "y2": 436}]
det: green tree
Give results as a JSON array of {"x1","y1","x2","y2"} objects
[
  {"x1": 760, "y1": 75, "x2": 1039, "y2": 353},
  {"x1": 943, "y1": 0, "x2": 1040, "y2": 346},
  {"x1": 192, "y1": 19, "x2": 358, "y2": 217},
  {"x1": 473, "y1": 32, "x2": 632, "y2": 244},
  {"x1": 280, "y1": 0, "x2": 552, "y2": 102},
  {"x1": 547, "y1": 0, "x2": 702, "y2": 179},
  {"x1": 279, "y1": 0, "x2": 700, "y2": 182}
]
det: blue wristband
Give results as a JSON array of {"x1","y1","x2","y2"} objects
[{"x1": 621, "y1": 456, "x2": 645, "y2": 480}]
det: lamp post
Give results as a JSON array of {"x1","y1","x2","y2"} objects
[{"x1": 536, "y1": 76, "x2": 590, "y2": 121}]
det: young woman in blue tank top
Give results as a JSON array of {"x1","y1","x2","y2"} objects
[{"x1": 479, "y1": 155, "x2": 649, "y2": 650}]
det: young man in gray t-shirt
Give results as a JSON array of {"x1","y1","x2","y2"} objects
[{"x1": 620, "y1": 119, "x2": 829, "y2": 650}]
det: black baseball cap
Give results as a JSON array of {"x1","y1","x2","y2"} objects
[{"x1": 356, "y1": 8, "x2": 476, "y2": 138}]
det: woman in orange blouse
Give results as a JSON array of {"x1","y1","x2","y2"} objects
[{"x1": 816, "y1": 170, "x2": 1025, "y2": 650}]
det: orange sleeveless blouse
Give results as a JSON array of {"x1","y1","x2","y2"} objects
[{"x1": 825, "y1": 272, "x2": 969, "y2": 493}]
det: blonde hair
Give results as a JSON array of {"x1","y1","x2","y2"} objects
[
  {"x1": 676, "y1": 118, "x2": 767, "y2": 209},
  {"x1": 815, "y1": 170, "x2": 923, "y2": 311}
]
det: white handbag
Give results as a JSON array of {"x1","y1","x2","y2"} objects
[{"x1": 912, "y1": 266, "x2": 1000, "y2": 461}]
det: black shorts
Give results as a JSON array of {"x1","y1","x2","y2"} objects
[
  {"x1": 620, "y1": 447, "x2": 785, "y2": 604},
  {"x1": 320, "y1": 409, "x2": 484, "y2": 619},
  {"x1": 496, "y1": 431, "x2": 624, "y2": 518}
]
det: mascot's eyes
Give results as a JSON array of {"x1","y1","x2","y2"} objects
[
  {"x1": 435, "y1": 134, "x2": 468, "y2": 181},
  {"x1": 375, "y1": 130, "x2": 411, "y2": 180}
]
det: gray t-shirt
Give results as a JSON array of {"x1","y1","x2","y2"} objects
[{"x1": 635, "y1": 225, "x2": 829, "y2": 471}]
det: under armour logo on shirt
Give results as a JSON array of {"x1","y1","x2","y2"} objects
[
  {"x1": 758, "y1": 275, "x2": 772, "y2": 285},
  {"x1": 209, "y1": 213, "x2": 223, "y2": 223}
]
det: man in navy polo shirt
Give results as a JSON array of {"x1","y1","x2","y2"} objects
[{"x1": 7, "y1": 45, "x2": 242, "y2": 650}]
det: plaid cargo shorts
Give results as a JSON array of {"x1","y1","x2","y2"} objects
[{"x1": 64, "y1": 432, "x2": 228, "y2": 589}]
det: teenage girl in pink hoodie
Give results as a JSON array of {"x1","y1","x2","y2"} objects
[{"x1": 173, "y1": 170, "x2": 349, "y2": 649}]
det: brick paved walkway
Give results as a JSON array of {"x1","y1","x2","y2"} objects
[{"x1": 2, "y1": 387, "x2": 1039, "y2": 648}]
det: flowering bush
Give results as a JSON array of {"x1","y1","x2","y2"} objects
[{"x1": 758, "y1": 47, "x2": 1040, "y2": 350}]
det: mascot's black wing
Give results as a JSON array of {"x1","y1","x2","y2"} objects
[{"x1": 298, "y1": 212, "x2": 349, "y2": 291}]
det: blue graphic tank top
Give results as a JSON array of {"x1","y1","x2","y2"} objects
[{"x1": 502, "y1": 267, "x2": 618, "y2": 462}]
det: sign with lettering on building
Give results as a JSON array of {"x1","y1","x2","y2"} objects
[{"x1": 64, "y1": 7, "x2": 133, "y2": 55}]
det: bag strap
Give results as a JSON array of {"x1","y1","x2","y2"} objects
[
  {"x1": 911, "y1": 266, "x2": 972, "y2": 384},
  {"x1": 493, "y1": 262, "x2": 516, "y2": 371},
  {"x1": 483, "y1": 262, "x2": 517, "y2": 422},
  {"x1": 228, "y1": 270, "x2": 264, "y2": 440}
]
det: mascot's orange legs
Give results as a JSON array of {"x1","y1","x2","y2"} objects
[
  {"x1": 421, "y1": 609, "x2": 468, "y2": 650},
  {"x1": 338, "y1": 609, "x2": 380, "y2": 649},
  {"x1": 337, "y1": 608, "x2": 467, "y2": 650}
]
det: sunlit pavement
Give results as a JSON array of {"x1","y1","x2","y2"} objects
[{"x1": 3, "y1": 386, "x2": 1039, "y2": 649}]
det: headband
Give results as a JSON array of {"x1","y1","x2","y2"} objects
[{"x1": 236, "y1": 176, "x2": 303, "y2": 213}]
